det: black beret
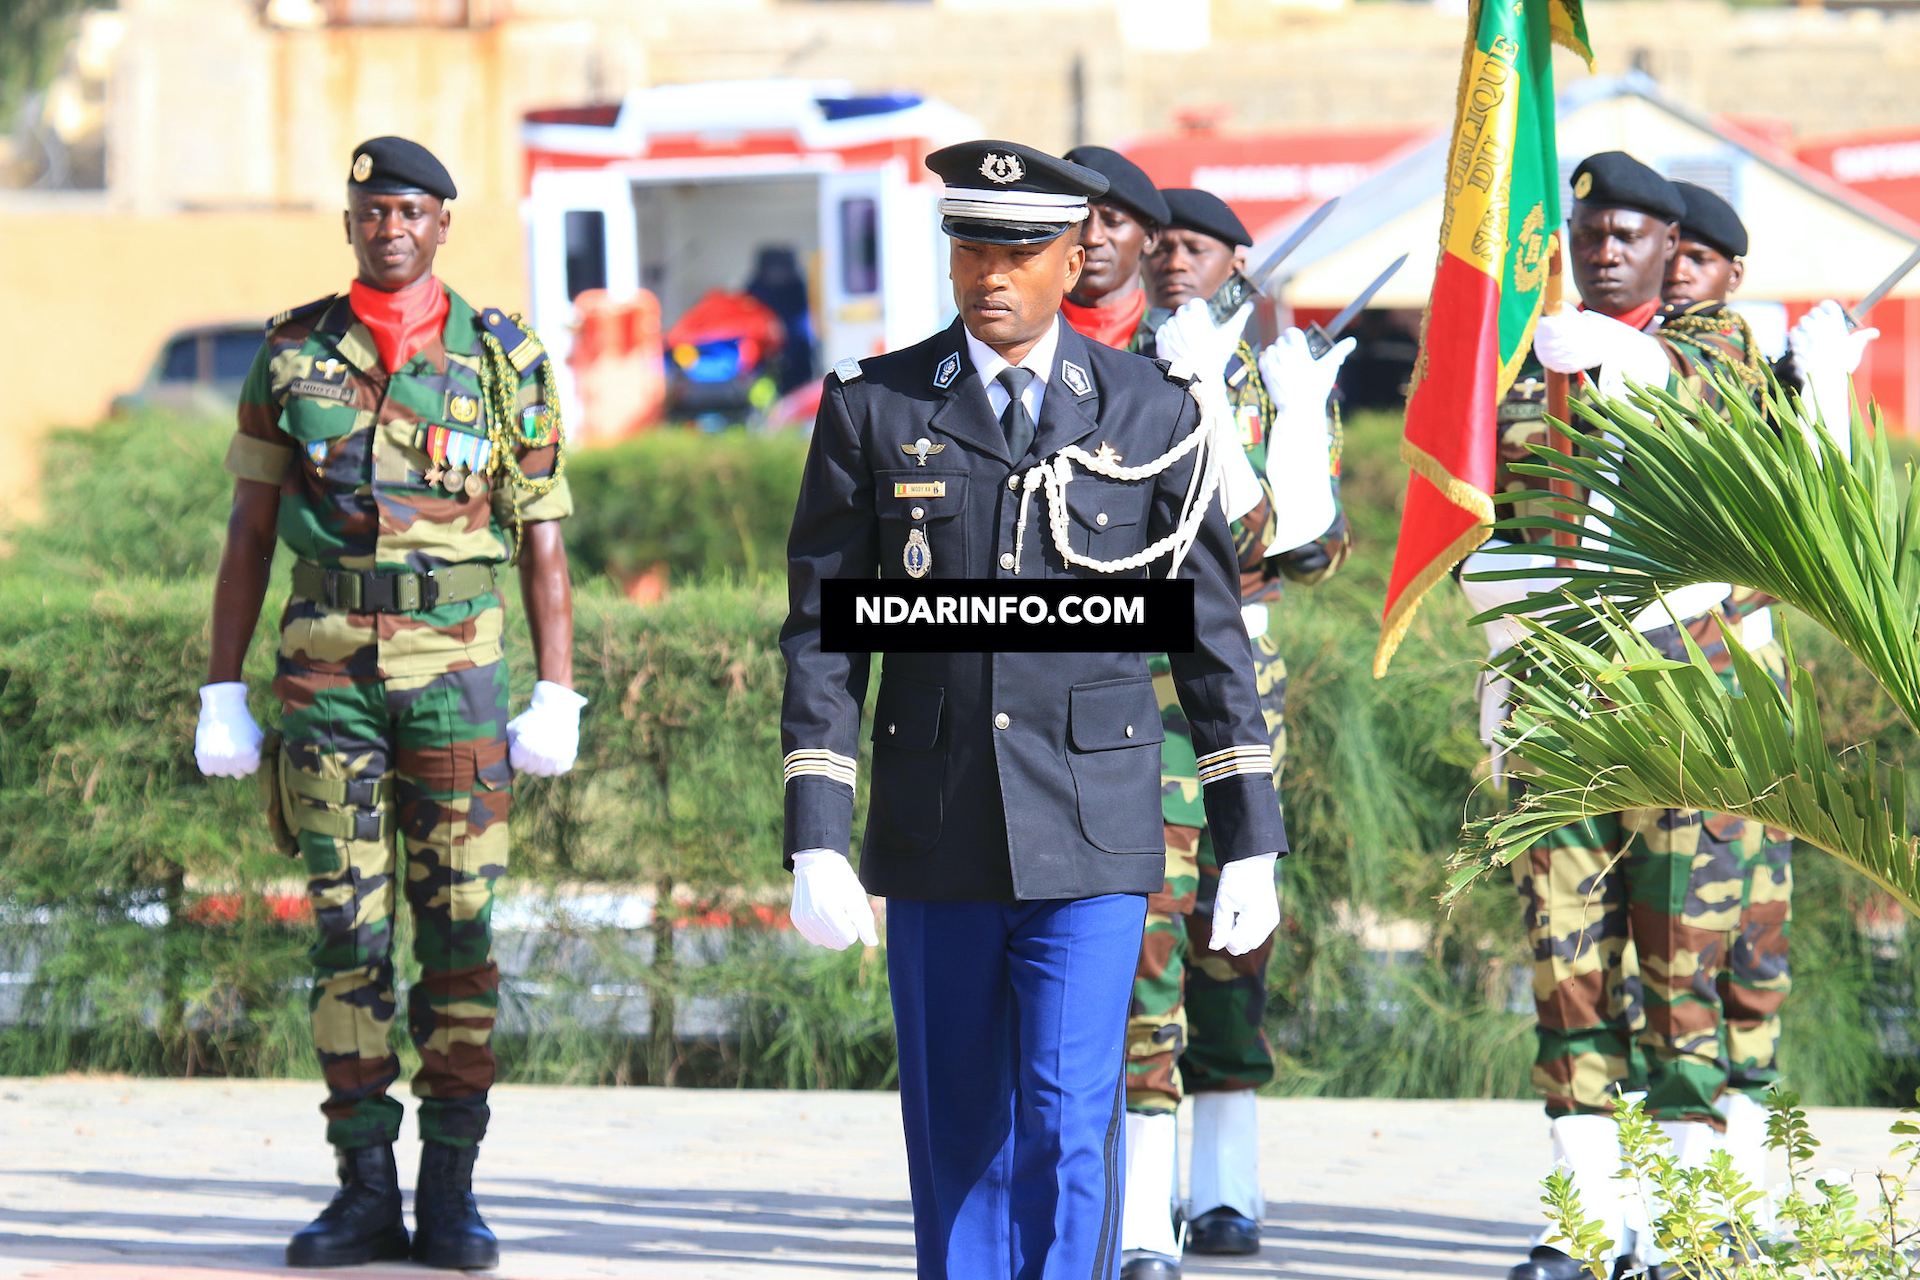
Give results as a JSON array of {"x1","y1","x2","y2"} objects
[
  {"x1": 1570, "y1": 151, "x2": 1682, "y2": 223},
  {"x1": 1160, "y1": 187, "x2": 1251, "y2": 249},
  {"x1": 926, "y1": 140, "x2": 1108, "y2": 245},
  {"x1": 348, "y1": 136, "x2": 457, "y2": 201},
  {"x1": 1063, "y1": 146, "x2": 1171, "y2": 229},
  {"x1": 1673, "y1": 180, "x2": 1748, "y2": 259}
]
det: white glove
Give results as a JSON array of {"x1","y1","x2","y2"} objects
[
  {"x1": 1258, "y1": 327, "x2": 1352, "y2": 552},
  {"x1": 1788, "y1": 300, "x2": 1876, "y2": 460},
  {"x1": 1533, "y1": 308, "x2": 1671, "y2": 397},
  {"x1": 1155, "y1": 299, "x2": 1265, "y2": 522},
  {"x1": 1208, "y1": 852, "x2": 1280, "y2": 956},
  {"x1": 195, "y1": 682, "x2": 264, "y2": 778},
  {"x1": 507, "y1": 680, "x2": 588, "y2": 777},
  {"x1": 789, "y1": 850, "x2": 879, "y2": 950}
]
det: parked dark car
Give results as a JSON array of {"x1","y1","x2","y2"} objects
[{"x1": 112, "y1": 322, "x2": 264, "y2": 416}]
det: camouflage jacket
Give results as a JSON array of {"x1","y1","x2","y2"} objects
[{"x1": 223, "y1": 283, "x2": 570, "y2": 677}]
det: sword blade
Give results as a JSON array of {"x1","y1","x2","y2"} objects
[
  {"x1": 1849, "y1": 243, "x2": 1920, "y2": 328},
  {"x1": 1322, "y1": 253, "x2": 1410, "y2": 343},
  {"x1": 1245, "y1": 197, "x2": 1341, "y2": 291}
]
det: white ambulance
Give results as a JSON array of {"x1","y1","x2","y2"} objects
[{"x1": 521, "y1": 79, "x2": 979, "y2": 429}]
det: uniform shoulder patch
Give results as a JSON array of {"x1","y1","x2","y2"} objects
[
  {"x1": 478, "y1": 308, "x2": 549, "y2": 374},
  {"x1": 833, "y1": 357, "x2": 865, "y2": 383},
  {"x1": 266, "y1": 294, "x2": 336, "y2": 334}
]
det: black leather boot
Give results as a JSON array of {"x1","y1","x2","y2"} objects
[
  {"x1": 1506, "y1": 1245, "x2": 1593, "y2": 1280},
  {"x1": 412, "y1": 1140, "x2": 500, "y2": 1270},
  {"x1": 1119, "y1": 1251, "x2": 1181, "y2": 1279},
  {"x1": 285, "y1": 1143, "x2": 409, "y2": 1267},
  {"x1": 1186, "y1": 1205, "x2": 1261, "y2": 1255}
]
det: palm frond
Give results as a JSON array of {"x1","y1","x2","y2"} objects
[{"x1": 1451, "y1": 373, "x2": 1920, "y2": 908}]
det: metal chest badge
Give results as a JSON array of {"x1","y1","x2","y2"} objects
[
  {"x1": 903, "y1": 528, "x2": 932, "y2": 579},
  {"x1": 902, "y1": 437, "x2": 946, "y2": 467}
]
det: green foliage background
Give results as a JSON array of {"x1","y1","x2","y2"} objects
[{"x1": 3, "y1": 408, "x2": 1919, "y2": 1103}]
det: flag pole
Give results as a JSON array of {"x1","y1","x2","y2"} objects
[{"x1": 1543, "y1": 234, "x2": 1578, "y2": 552}]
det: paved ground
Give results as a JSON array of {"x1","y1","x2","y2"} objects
[{"x1": 0, "y1": 1078, "x2": 1907, "y2": 1279}]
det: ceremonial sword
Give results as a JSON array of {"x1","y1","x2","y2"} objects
[
  {"x1": 1303, "y1": 253, "x2": 1410, "y2": 357},
  {"x1": 1205, "y1": 197, "x2": 1341, "y2": 325},
  {"x1": 1846, "y1": 243, "x2": 1920, "y2": 330}
]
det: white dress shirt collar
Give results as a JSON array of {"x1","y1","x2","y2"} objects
[{"x1": 965, "y1": 316, "x2": 1059, "y2": 420}]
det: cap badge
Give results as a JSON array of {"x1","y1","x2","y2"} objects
[
  {"x1": 903, "y1": 438, "x2": 947, "y2": 467},
  {"x1": 352, "y1": 153, "x2": 373, "y2": 182},
  {"x1": 933, "y1": 351, "x2": 961, "y2": 390},
  {"x1": 1573, "y1": 171, "x2": 1593, "y2": 200},
  {"x1": 980, "y1": 152, "x2": 1025, "y2": 185},
  {"x1": 1061, "y1": 360, "x2": 1092, "y2": 398}
]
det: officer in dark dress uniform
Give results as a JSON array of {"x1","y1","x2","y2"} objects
[{"x1": 778, "y1": 140, "x2": 1288, "y2": 1280}]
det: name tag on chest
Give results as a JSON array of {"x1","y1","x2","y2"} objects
[
  {"x1": 289, "y1": 378, "x2": 354, "y2": 404},
  {"x1": 894, "y1": 481, "x2": 946, "y2": 499}
]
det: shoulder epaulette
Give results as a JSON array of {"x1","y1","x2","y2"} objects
[
  {"x1": 477, "y1": 307, "x2": 548, "y2": 374},
  {"x1": 832, "y1": 357, "x2": 865, "y2": 383},
  {"x1": 1155, "y1": 357, "x2": 1196, "y2": 386},
  {"x1": 266, "y1": 294, "x2": 336, "y2": 334}
]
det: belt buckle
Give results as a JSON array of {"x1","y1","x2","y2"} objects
[
  {"x1": 321, "y1": 568, "x2": 346, "y2": 611},
  {"x1": 415, "y1": 572, "x2": 440, "y2": 610},
  {"x1": 361, "y1": 572, "x2": 396, "y2": 614}
]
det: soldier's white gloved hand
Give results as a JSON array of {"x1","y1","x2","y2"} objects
[
  {"x1": 1208, "y1": 852, "x2": 1280, "y2": 956},
  {"x1": 1789, "y1": 300, "x2": 1877, "y2": 458},
  {"x1": 789, "y1": 850, "x2": 879, "y2": 950},
  {"x1": 195, "y1": 682, "x2": 264, "y2": 778},
  {"x1": 1533, "y1": 309, "x2": 1671, "y2": 395},
  {"x1": 507, "y1": 680, "x2": 588, "y2": 777},
  {"x1": 1259, "y1": 326, "x2": 1353, "y2": 422},
  {"x1": 1258, "y1": 328, "x2": 1352, "y2": 552},
  {"x1": 1154, "y1": 299, "x2": 1263, "y2": 521}
]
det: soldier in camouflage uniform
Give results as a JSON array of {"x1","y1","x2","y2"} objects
[
  {"x1": 1486, "y1": 156, "x2": 1796, "y2": 1280},
  {"x1": 193, "y1": 137, "x2": 581, "y2": 1273},
  {"x1": 1078, "y1": 186, "x2": 1350, "y2": 1279}
]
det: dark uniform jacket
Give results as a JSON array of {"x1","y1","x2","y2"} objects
[{"x1": 780, "y1": 317, "x2": 1288, "y2": 903}]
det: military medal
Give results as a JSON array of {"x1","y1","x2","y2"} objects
[
  {"x1": 903, "y1": 528, "x2": 932, "y2": 578},
  {"x1": 443, "y1": 465, "x2": 467, "y2": 493},
  {"x1": 464, "y1": 472, "x2": 488, "y2": 497}
]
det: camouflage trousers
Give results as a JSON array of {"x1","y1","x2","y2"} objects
[
  {"x1": 1126, "y1": 633, "x2": 1286, "y2": 1116},
  {"x1": 275, "y1": 648, "x2": 511, "y2": 1151},
  {"x1": 1512, "y1": 803, "x2": 1793, "y2": 1125}
]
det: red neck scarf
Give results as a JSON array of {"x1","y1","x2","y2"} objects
[
  {"x1": 349, "y1": 276, "x2": 449, "y2": 374},
  {"x1": 1582, "y1": 297, "x2": 1661, "y2": 334},
  {"x1": 1061, "y1": 288, "x2": 1148, "y2": 350}
]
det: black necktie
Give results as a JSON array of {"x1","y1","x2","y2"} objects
[{"x1": 998, "y1": 367, "x2": 1036, "y2": 462}]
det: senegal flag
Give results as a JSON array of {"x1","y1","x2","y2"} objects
[{"x1": 1373, "y1": 0, "x2": 1592, "y2": 677}]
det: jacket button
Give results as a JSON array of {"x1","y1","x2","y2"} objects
[
  {"x1": 994, "y1": 712, "x2": 1010, "y2": 730},
  {"x1": 911, "y1": 506, "x2": 925, "y2": 520},
  {"x1": 1007, "y1": 475, "x2": 1018, "y2": 491},
  {"x1": 1125, "y1": 724, "x2": 1134, "y2": 737},
  {"x1": 888, "y1": 723, "x2": 896, "y2": 735},
  {"x1": 999, "y1": 552, "x2": 1014, "y2": 570},
  {"x1": 1096, "y1": 512, "x2": 1109, "y2": 526}
]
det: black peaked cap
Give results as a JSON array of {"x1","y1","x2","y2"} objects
[
  {"x1": 1160, "y1": 187, "x2": 1252, "y2": 248},
  {"x1": 349, "y1": 136, "x2": 457, "y2": 200},
  {"x1": 1064, "y1": 146, "x2": 1172, "y2": 228},
  {"x1": 1571, "y1": 151, "x2": 1682, "y2": 222},
  {"x1": 927, "y1": 140, "x2": 1108, "y2": 244},
  {"x1": 1674, "y1": 180, "x2": 1748, "y2": 259}
]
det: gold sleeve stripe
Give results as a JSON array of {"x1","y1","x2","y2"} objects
[
  {"x1": 783, "y1": 748, "x2": 858, "y2": 789},
  {"x1": 224, "y1": 433, "x2": 293, "y2": 485},
  {"x1": 1196, "y1": 745, "x2": 1274, "y2": 784}
]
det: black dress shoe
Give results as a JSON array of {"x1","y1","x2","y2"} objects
[
  {"x1": 412, "y1": 1140, "x2": 500, "y2": 1270},
  {"x1": 1119, "y1": 1251, "x2": 1181, "y2": 1279},
  {"x1": 1507, "y1": 1245, "x2": 1591, "y2": 1280},
  {"x1": 1185, "y1": 1206, "x2": 1261, "y2": 1256},
  {"x1": 285, "y1": 1143, "x2": 410, "y2": 1268}
]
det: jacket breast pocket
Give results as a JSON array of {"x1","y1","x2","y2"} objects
[
  {"x1": 866, "y1": 676, "x2": 946, "y2": 856},
  {"x1": 1065, "y1": 677, "x2": 1165, "y2": 854},
  {"x1": 875, "y1": 470, "x2": 967, "y2": 579},
  {"x1": 1065, "y1": 478, "x2": 1152, "y2": 566}
]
